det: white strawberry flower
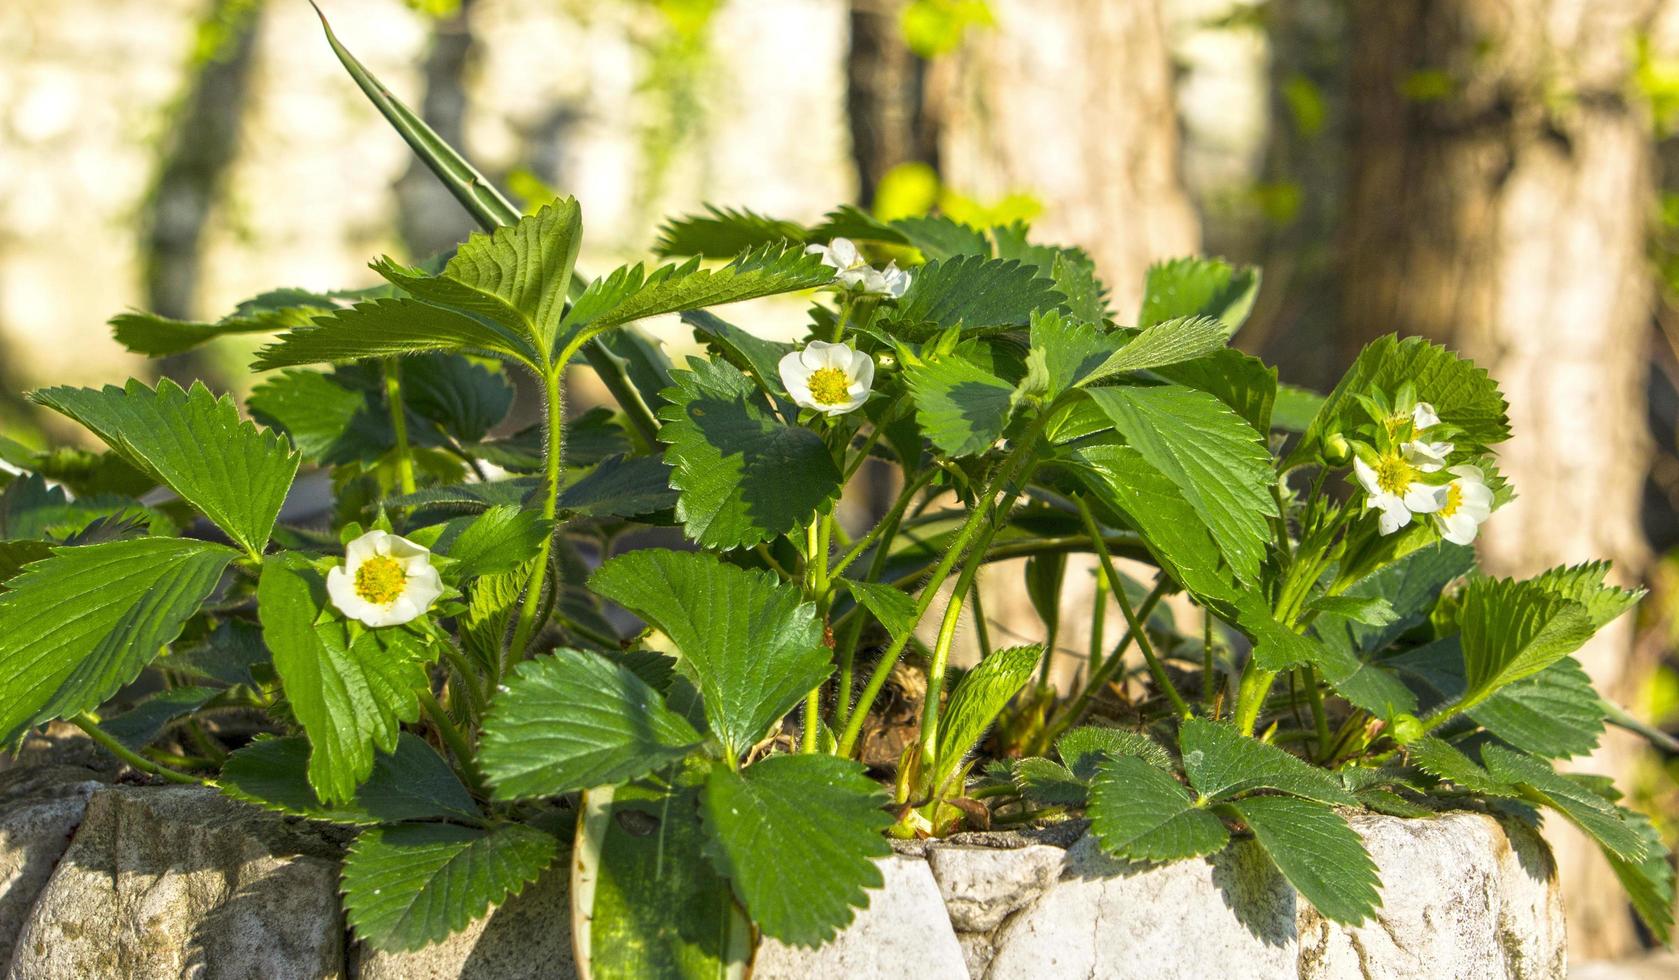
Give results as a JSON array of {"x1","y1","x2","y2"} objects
[
  {"x1": 805, "y1": 238, "x2": 912, "y2": 297},
  {"x1": 1412, "y1": 402, "x2": 1441, "y2": 430},
  {"x1": 326, "y1": 530, "x2": 444, "y2": 628},
  {"x1": 1354, "y1": 449, "x2": 1447, "y2": 536},
  {"x1": 1431, "y1": 464, "x2": 1494, "y2": 545},
  {"x1": 1402, "y1": 436, "x2": 1454, "y2": 472},
  {"x1": 778, "y1": 340, "x2": 875, "y2": 416}
]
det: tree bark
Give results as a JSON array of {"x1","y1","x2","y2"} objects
[
  {"x1": 1343, "y1": 0, "x2": 1659, "y2": 955},
  {"x1": 395, "y1": 0, "x2": 480, "y2": 261},
  {"x1": 929, "y1": 0, "x2": 1201, "y2": 679},
  {"x1": 845, "y1": 0, "x2": 938, "y2": 208}
]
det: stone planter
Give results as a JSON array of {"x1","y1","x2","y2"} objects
[{"x1": 0, "y1": 767, "x2": 1565, "y2": 979}]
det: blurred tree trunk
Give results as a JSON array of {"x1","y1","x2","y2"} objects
[
  {"x1": 395, "y1": 0, "x2": 480, "y2": 260},
  {"x1": 928, "y1": 0, "x2": 1201, "y2": 681},
  {"x1": 143, "y1": 0, "x2": 264, "y2": 384},
  {"x1": 1343, "y1": 0, "x2": 1660, "y2": 955},
  {"x1": 845, "y1": 0, "x2": 938, "y2": 207}
]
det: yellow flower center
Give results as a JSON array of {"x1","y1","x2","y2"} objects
[
  {"x1": 355, "y1": 556, "x2": 407, "y2": 606},
  {"x1": 807, "y1": 366, "x2": 852, "y2": 405},
  {"x1": 1374, "y1": 454, "x2": 1418, "y2": 495},
  {"x1": 1438, "y1": 481, "x2": 1463, "y2": 519}
]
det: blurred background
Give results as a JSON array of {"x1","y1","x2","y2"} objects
[{"x1": 3, "y1": 0, "x2": 1678, "y2": 962}]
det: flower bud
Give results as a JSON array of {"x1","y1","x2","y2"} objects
[
  {"x1": 1389, "y1": 713, "x2": 1426, "y2": 746},
  {"x1": 1322, "y1": 432, "x2": 1352, "y2": 465}
]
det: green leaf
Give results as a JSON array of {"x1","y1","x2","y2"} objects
[
  {"x1": 218, "y1": 733, "x2": 479, "y2": 825},
  {"x1": 1152, "y1": 349, "x2": 1278, "y2": 433},
  {"x1": 480, "y1": 648, "x2": 702, "y2": 800},
  {"x1": 1272, "y1": 384, "x2": 1324, "y2": 433},
  {"x1": 1481, "y1": 745, "x2": 1650, "y2": 862},
  {"x1": 1138, "y1": 257, "x2": 1260, "y2": 331},
  {"x1": 1606, "y1": 806, "x2": 1675, "y2": 945},
  {"x1": 441, "y1": 505, "x2": 551, "y2": 580},
  {"x1": 257, "y1": 553, "x2": 431, "y2": 804},
  {"x1": 109, "y1": 287, "x2": 352, "y2": 357},
  {"x1": 32, "y1": 380, "x2": 300, "y2": 556},
  {"x1": 700, "y1": 754, "x2": 891, "y2": 946},
  {"x1": 1459, "y1": 576, "x2": 1595, "y2": 704},
  {"x1": 839, "y1": 577, "x2": 919, "y2": 644},
  {"x1": 558, "y1": 454, "x2": 678, "y2": 519},
  {"x1": 156, "y1": 619, "x2": 268, "y2": 688},
  {"x1": 1319, "y1": 541, "x2": 1475, "y2": 655},
  {"x1": 1083, "y1": 316, "x2": 1230, "y2": 383},
  {"x1": 1180, "y1": 718, "x2": 1356, "y2": 805},
  {"x1": 886, "y1": 255, "x2": 1064, "y2": 336},
  {"x1": 1088, "y1": 755, "x2": 1229, "y2": 861},
  {"x1": 561, "y1": 245, "x2": 831, "y2": 351},
  {"x1": 0, "y1": 539, "x2": 52, "y2": 589},
  {"x1": 932, "y1": 645, "x2": 1041, "y2": 789},
  {"x1": 685, "y1": 309, "x2": 795, "y2": 408},
  {"x1": 657, "y1": 358, "x2": 841, "y2": 550},
  {"x1": 905, "y1": 354, "x2": 1017, "y2": 457},
  {"x1": 1469, "y1": 657, "x2": 1604, "y2": 759},
  {"x1": 256, "y1": 298, "x2": 542, "y2": 371},
  {"x1": 1025, "y1": 310, "x2": 1116, "y2": 398},
  {"x1": 1056, "y1": 726, "x2": 1174, "y2": 778},
  {"x1": 1084, "y1": 384, "x2": 1275, "y2": 584},
  {"x1": 402, "y1": 354, "x2": 514, "y2": 443},
  {"x1": 342, "y1": 822, "x2": 559, "y2": 952},
  {"x1": 100, "y1": 686, "x2": 218, "y2": 750},
  {"x1": 1228, "y1": 795, "x2": 1379, "y2": 924},
  {"x1": 589, "y1": 549, "x2": 830, "y2": 760},
  {"x1": 654, "y1": 204, "x2": 807, "y2": 258},
  {"x1": 892, "y1": 215, "x2": 990, "y2": 259},
  {"x1": 1288, "y1": 334, "x2": 1509, "y2": 467},
  {"x1": 0, "y1": 538, "x2": 235, "y2": 742},
  {"x1": 575, "y1": 783, "x2": 750, "y2": 979},
  {"x1": 247, "y1": 369, "x2": 391, "y2": 465},
  {"x1": 1407, "y1": 736, "x2": 1515, "y2": 797},
  {"x1": 1527, "y1": 562, "x2": 1642, "y2": 631},
  {"x1": 1011, "y1": 757, "x2": 1089, "y2": 805}
]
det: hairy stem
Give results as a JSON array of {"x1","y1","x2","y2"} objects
[
  {"x1": 382, "y1": 358, "x2": 417, "y2": 497},
  {"x1": 74, "y1": 714, "x2": 205, "y2": 786},
  {"x1": 419, "y1": 688, "x2": 489, "y2": 798},
  {"x1": 507, "y1": 365, "x2": 565, "y2": 671},
  {"x1": 1076, "y1": 497, "x2": 1189, "y2": 718}
]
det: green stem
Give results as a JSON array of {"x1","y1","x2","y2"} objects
[
  {"x1": 383, "y1": 359, "x2": 417, "y2": 497},
  {"x1": 1075, "y1": 497, "x2": 1190, "y2": 718},
  {"x1": 1086, "y1": 568, "x2": 1108, "y2": 685},
  {"x1": 802, "y1": 514, "x2": 833, "y2": 754},
  {"x1": 1201, "y1": 609, "x2": 1217, "y2": 715},
  {"x1": 831, "y1": 467, "x2": 937, "y2": 579},
  {"x1": 1303, "y1": 666, "x2": 1332, "y2": 759},
  {"x1": 73, "y1": 714, "x2": 205, "y2": 786},
  {"x1": 507, "y1": 365, "x2": 565, "y2": 671},
  {"x1": 837, "y1": 418, "x2": 1047, "y2": 757},
  {"x1": 440, "y1": 640, "x2": 489, "y2": 722},
  {"x1": 1036, "y1": 581, "x2": 1168, "y2": 751},
  {"x1": 419, "y1": 688, "x2": 489, "y2": 797},
  {"x1": 832, "y1": 475, "x2": 925, "y2": 730}
]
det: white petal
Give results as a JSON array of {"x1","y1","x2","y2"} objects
[
  {"x1": 779, "y1": 349, "x2": 812, "y2": 393},
  {"x1": 1447, "y1": 463, "x2": 1484, "y2": 482},
  {"x1": 880, "y1": 263, "x2": 912, "y2": 298},
  {"x1": 1404, "y1": 483, "x2": 1446, "y2": 514},
  {"x1": 1352, "y1": 456, "x2": 1382, "y2": 495},
  {"x1": 1438, "y1": 512, "x2": 1479, "y2": 545},
  {"x1": 345, "y1": 532, "x2": 383, "y2": 565},
  {"x1": 385, "y1": 535, "x2": 432, "y2": 561},
  {"x1": 1412, "y1": 402, "x2": 1440, "y2": 430},
  {"x1": 848, "y1": 349, "x2": 875, "y2": 391},
  {"x1": 1376, "y1": 500, "x2": 1411, "y2": 535},
  {"x1": 326, "y1": 566, "x2": 366, "y2": 618},
  {"x1": 827, "y1": 238, "x2": 861, "y2": 269},
  {"x1": 1403, "y1": 440, "x2": 1453, "y2": 472},
  {"x1": 404, "y1": 563, "x2": 444, "y2": 613}
]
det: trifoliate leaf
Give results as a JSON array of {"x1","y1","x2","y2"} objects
[
  {"x1": 1011, "y1": 757, "x2": 1089, "y2": 805},
  {"x1": 1289, "y1": 334, "x2": 1509, "y2": 467},
  {"x1": 1481, "y1": 745, "x2": 1649, "y2": 862},
  {"x1": 886, "y1": 255, "x2": 1064, "y2": 337},
  {"x1": 1469, "y1": 657, "x2": 1605, "y2": 759},
  {"x1": 342, "y1": 822, "x2": 559, "y2": 952},
  {"x1": 32, "y1": 380, "x2": 300, "y2": 557},
  {"x1": 1407, "y1": 736, "x2": 1515, "y2": 797},
  {"x1": 699, "y1": 755, "x2": 891, "y2": 946},
  {"x1": 100, "y1": 686, "x2": 218, "y2": 750},
  {"x1": 657, "y1": 358, "x2": 841, "y2": 550},
  {"x1": 1084, "y1": 316, "x2": 1230, "y2": 383},
  {"x1": 654, "y1": 204, "x2": 807, "y2": 258},
  {"x1": 589, "y1": 549, "x2": 830, "y2": 760},
  {"x1": 440, "y1": 505, "x2": 551, "y2": 580},
  {"x1": 1084, "y1": 384, "x2": 1275, "y2": 585},
  {"x1": 839, "y1": 577, "x2": 919, "y2": 644},
  {"x1": 891, "y1": 214, "x2": 990, "y2": 260},
  {"x1": 560, "y1": 245, "x2": 831, "y2": 349},
  {"x1": 1056, "y1": 726, "x2": 1175, "y2": 778},
  {"x1": 905, "y1": 354, "x2": 1017, "y2": 457},
  {"x1": 0, "y1": 538, "x2": 235, "y2": 742},
  {"x1": 219, "y1": 733, "x2": 479, "y2": 825},
  {"x1": 1180, "y1": 718, "x2": 1356, "y2": 806},
  {"x1": 557, "y1": 454, "x2": 677, "y2": 519},
  {"x1": 257, "y1": 553, "x2": 431, "y2": 804},
  {"x1": 256, "y1": 297, "x2": 542, "y2": 371},
  {"x1": 109, "y1": 286, "x2": 352, "y2": 357},
  {"x1": 1459, "y1": 576, "x2": 1594, "y2": 705},
  {"x1": 575, "y1": 783, "x2": 749, "y2": 979},
  {"x1": 1228, "y1": 795, "x2": 1379, "y2": 924},
  {"x1": 1089, "y1": 755, "x2": 1229, "y2": 861},
  {"x1": 932, "y1": 645, "x2": 1041, "y2": 790},
  {"x1": 1152, "y1": 348, "x2": 1278, "y2": 433},
  {"x1": 1026, "y1": 310, "x2": 1115, "y2": 398},
  {"x1": 685, "y1": 309, "x2": 795, "y2": 407},
  {"x1": 1138, "y1": 257, "x2": 1260, "y2": 331},
  {"x1": 480, "y1": 648, "x2": 702, "y2": 800}
]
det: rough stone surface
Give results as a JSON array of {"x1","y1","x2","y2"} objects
[
  {"x1": 752, "y1": 854, "x2": 968, "y2": 980},
  {"x1": 0, "y1": 725, "x2": 119, "y2": 778},
  {"x1": 6, "y1": 784, "x2": 346, "y2": 980},
  {"x1": 1297, "y1": 811, "x2": 1566, "y2": 980},
  {"x1": 988, "y1": 832, "x2": 1301, "y2": 979},
  {"x1": 353, "y1": 859, "x2": 575, "y2": 980},
  {"x1": 0, "y1": 767, "x2": 106, "y2": 970},
  {"x1": 927, "y1": 843, "x2": 1065, "y2": 931}
]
